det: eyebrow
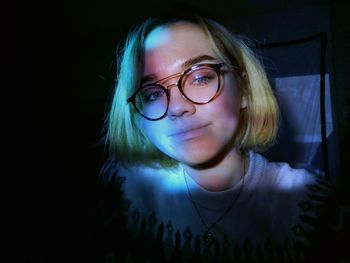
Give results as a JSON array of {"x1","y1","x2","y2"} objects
[{"x1": 141, "y1": 55, "x2": 217, "y2": 85}]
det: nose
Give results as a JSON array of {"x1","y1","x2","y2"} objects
[{"x1": 166, "y1": 83, "x2": 196, "y2": 119}]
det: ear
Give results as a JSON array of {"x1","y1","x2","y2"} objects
[
  {"x1": 240, "y1": 95, "x2": 248, "y2": 109},
  {"x1": 239, "y1": 72, "x2": 248, "y2": 109}
]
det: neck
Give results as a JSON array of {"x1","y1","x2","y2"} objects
[{"x1": 183, "y1": 148, "x2": 247, "y2": 192}]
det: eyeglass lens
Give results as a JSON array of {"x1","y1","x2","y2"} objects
[{"x1": 134, "y1": 65, "x2": 220, "y2": 120}]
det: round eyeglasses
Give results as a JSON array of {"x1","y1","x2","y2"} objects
[{"x1": 127, "y1": 63, "x2": 226, "y2": 121}]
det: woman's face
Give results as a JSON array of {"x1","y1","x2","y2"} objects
[{"x1": 140, "y1": 22, "x2": 246, "y2": 167}]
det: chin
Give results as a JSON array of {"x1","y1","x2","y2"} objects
[
  {"x1": 170, "y1": 138, "x2": 236, "y2": 168},
  {"x1": 170, "y1": 148, "x2": 219, "y2": 168}
]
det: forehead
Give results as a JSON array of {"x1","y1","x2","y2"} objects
[
  {"x1": 145, "y1": 22, "x2": 209, "y2": 50},
  {"x1": 143, "y1": 22, "x2": 217, "y2": 74}
]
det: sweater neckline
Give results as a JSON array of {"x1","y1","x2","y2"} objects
[{"x1": 181, "y1": 151, "x2": 266, "y2": 209}]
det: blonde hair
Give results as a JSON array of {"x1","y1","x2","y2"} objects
[{"x1": 104, "y1": 15, "x2": 279, "y2": 167}]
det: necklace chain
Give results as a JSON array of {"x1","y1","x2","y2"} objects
[{"x1": 183, "y1": 155, "x2": 246, "y2": 246}]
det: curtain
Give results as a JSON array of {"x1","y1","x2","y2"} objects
[{"x1": 256, "y1": 34, "x2": 332, "y2": 177}]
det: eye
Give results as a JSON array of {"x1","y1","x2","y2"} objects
[
  {"x1": 192, "y1": 75, "x2": 213, "y2": 85},
  {"x1": 141, "y1": 86, "x2": 166, "y2": 103},
  {"x1": 187, "y1": 68, "x2": 216, "y2": 87}
]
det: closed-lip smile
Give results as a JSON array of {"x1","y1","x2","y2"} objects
[{"x1": 169, "y1": 124, "x2": 210, "y2": 140}]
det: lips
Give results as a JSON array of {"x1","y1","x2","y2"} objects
[{"x1": 169, "y1": 124, "x2": 210, "y2": 141}]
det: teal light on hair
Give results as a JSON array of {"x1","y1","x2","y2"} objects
[{"x1": 104, "y1": 15, "x2": 279, "y2": 167}]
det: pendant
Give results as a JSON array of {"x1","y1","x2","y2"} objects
[{"x1": 203, "y1": 231, "x2": 215, "y2": 246}]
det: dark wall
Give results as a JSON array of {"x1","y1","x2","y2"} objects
[
  {"x1": 329, "y1": 0, "x2": 350, "y2": 195},
  {"x1": 17, "y1": 0, "x2": 349, "y2": 262},
  {"x1": 17, "y1": 2, "x2": 105, "y2": 262}
]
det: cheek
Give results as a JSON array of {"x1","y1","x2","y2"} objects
[
  {"x1": 214, "y1": 93, "x2": 241, "y2": 123},
  {"x1": 217, "y1": 76, "x2": 242, "y2": 117},
  {"x1": 208, "y1": 89, "x2": 242, "y2": 142},
  {"x1": 141, "y1": 121, "x2": 157, "y2": 142},
  {"x1": 141, "y1": 121, "x2": 170, "y2": 149}
]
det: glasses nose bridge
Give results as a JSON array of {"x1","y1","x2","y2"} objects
[
  {"x1": 158, "y1": 70, "x2": 184, "y2": 90},
  {"x1": 165, "y1": 81, "x2": 188, "y2": 101},
  {"x1": 165, "y1": 82, "x2": 179, "y2": 91}
]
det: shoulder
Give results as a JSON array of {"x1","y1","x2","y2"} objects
[
  {"x1": 247, "y1": 151, "x2": 332, "y2": 242},
  {"x1": 100, "y1": 158, "x2": 156, "y2": 182},
  {"x1": 100, "y1": 158, "x2": 184, "y2": 192},
  {"x1": 247, "y1": 150, "x2": 331, "y2": 219},
  {"x1": 249, "y1": 151, "x2": 325, "y2": 191}
]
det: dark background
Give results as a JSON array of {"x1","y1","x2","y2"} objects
[{"x1": 11, "y1": 0, "x2": 349, "y2": 262}]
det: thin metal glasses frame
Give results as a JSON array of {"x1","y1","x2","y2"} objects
[{"x1": 127, "y1": 63, "x2": 225, "y2": 121}]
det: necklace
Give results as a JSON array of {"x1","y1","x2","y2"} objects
[{"x1": 183, "y1": 155, "x2": 246, "y2": 246}]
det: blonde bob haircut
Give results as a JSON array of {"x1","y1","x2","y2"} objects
[{"x1": 105, "y1": 15, "x2": 279, "y2": 167}]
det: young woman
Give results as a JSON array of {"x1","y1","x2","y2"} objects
[{"x1": 100, "y1": 15, "x2": 331, "y2": 262}]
